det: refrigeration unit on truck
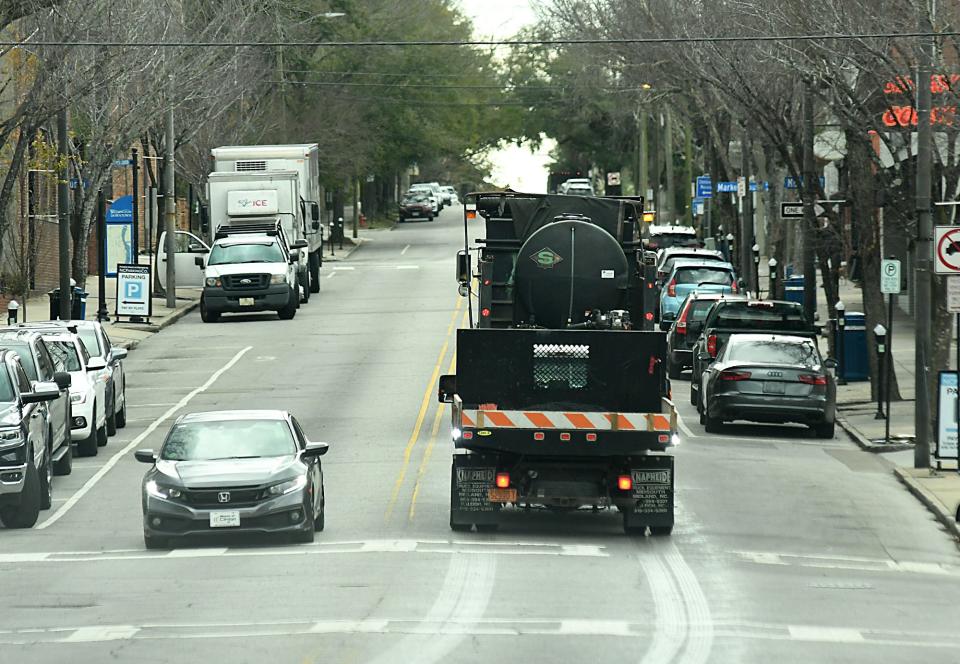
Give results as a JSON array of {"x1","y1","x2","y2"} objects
[
  {"x1": 437, "y1": 192, "x2": 677, "y2": 535},
  {"x1": 206, "y1": 170, "x2": 311, "y2": 304},
  {"x1": 211, "y1": 144, "x2": 324, "y2": 294}
]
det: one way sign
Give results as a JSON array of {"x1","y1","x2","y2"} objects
[{"x1": 780, "y1": 202, "x2": 804, "y2": 219}]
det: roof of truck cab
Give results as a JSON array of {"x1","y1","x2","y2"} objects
[
  {"x1": 207, "y1": 170, "x2": 299, "y2": 181},
  {"x1": 211, "y1": 144, "x2": 318, "y2": 158}
]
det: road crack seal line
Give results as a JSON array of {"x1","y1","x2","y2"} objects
[{"x1": 37, "y1": 346, "x2": 253, "y2": 530}]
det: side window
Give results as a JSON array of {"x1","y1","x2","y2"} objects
[
  {"x1": 79, "y1": 341, "x2": 91, "y2": 364},
  {"x1": 290, "y1": 418, "x2": 308, "y2": 449},
  {"x1": 13, "y1": 362, "x2": 30, "y2": 394},
  {"x1": 35, "y1": 342, "x2": 55, "y2": 380},
  {"x1": 100, "y1": 329, "x2": 112, "y2": 355}
]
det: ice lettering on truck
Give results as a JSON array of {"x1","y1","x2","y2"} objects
[{"x1": 235, "y1": 198, "x2": 270, "y2": 208}]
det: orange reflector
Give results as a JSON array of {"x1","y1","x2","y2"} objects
[
  {"x1": 560, "y1": 432, "x2": 571, "y2": 441},
  {"x1": 463, "y1": 431, "x2": 473, "y2": 439},
  {"x1": 618, "y1": 475, "x2": 632, "y2": 491},
  {"x1": 658, "y1": 434, "x2": 670, "y2": 443},
  {"x1": 533, "y1": 431, "x2": 545, "y2": 441},
  {"x1": 586, "y1": 433, "x2": 597, "y2": 442},
  {"x1": 481, "y1": 308, "x2": 490, "y2": 317},
  {"x1": 645, "y1": 312, "x2": 654, "y2": 321},
  {"x1": 466, "y1": 211, "x2": 477, "y2": 220},
  {"x1": 496, "y1": 472, "x2": 510, "y2": 488}
]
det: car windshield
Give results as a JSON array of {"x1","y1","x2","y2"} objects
[
  {"x1": 664, "y1": 255, "x2": 722, "y2": 273},
  {"x1": 404, "y1": 195, "x2": 429, "y2": 203},
  {"x1": 566, "y1": 187, "x2": 593, "y2": 195},
  {"x1": 208, "y1": 241, "x2": 284, "y2": 266},
  {"x1": 48, "y1": 341, "x2": 82, "y2": 371},
  {"x1": 715, "y1": 303, "x2": 807, "y2": 329},
  {"x1": 0, "y1": 342, "x2": 37, "y2": 381},
  {"x1": 160, "y1": 419, "x2": 297, "y2": 461},
  {"x1": 726, "y1": 339, "x2": 820, "y2": 366},
  {"x1": 674, "y1": 267, "x2": 733, "y2": 286},
  {"x1": 77, "y1": 328, "x2": 102, "y2": 358}
]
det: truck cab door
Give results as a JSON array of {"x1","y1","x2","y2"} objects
[{"x1": 157, "y1": 231, "x2": 209, "y2": 289}]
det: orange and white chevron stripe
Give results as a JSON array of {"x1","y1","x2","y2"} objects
[{"x1": 460, "y1": 409, "x2": 672, "y2": 432}]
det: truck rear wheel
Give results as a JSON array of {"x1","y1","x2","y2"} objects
[
  {"x1": 622, "y1": 512, "x2": 645, "y2": 535},
  {"x1": 309, "y1": 253, "x2": 321, "y2": 293}
]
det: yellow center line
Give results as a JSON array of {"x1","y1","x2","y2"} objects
[{"x1": 384, "y1": 297, "x2": 463, "y2": 522}]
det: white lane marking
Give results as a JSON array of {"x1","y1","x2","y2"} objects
[
  {"x1": 325, "y1": 271, "x2": 336, "y2": 279},
  {"x1": 396, "y1": 265, "x2": 419, "y2": 270},
  {"x1": 788, "y1": 626, "x2": 865, "y2": 643},
  {"x1": 311, "y1": 619, "x2": 390, "y2": 634},
  {"x1": 127, "y1": 403, "x2": 178, "y2": 409},
  {"x1": 37, "y1": 346, "x2": 253, "y2": 530},
  {"x1": 733, "y1": 551, "x2": 960, "y2": 577},
  {"x1": 401, "y1": 244, "x2": 410, "y2": 255},
  {"x1": 61, "y1": 626, "x2": 139, "y2": 643},
  {"x1": 332, "y1": 266, "x2": 355, "y2": 271},
  {"x1": 559, "y1": 619, "x2": 631, "y2": 636},
  {"x1": 676, "y1": 411, "x2": 699, "y2": 439},
  {"x1": 0, "y1": 539, "x2": 606, "y2": 565}
]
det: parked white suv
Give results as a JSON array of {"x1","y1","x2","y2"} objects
[{"x1": 44, "y1": 332, "x2": 108, "y2": 457}]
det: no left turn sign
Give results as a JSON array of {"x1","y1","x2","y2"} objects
[{"x1": 935, "y1": 226, "x2": 960, "y2": 274}]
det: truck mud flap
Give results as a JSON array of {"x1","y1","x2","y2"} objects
[
  {"x1": 622, "y1": 455, "x2": 674, "y2": 532},
  {"x1": 450, "y1": 453, "x2": 501, "y2": 528}
]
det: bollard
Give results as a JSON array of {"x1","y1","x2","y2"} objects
[
  {"x1": 328, "y1": 221, "x2": 335, "y2": 256},
  {"x1": 836, "y1": 300, "x2": 847, "y2": 385},
  {"x1": 874, "y1": 323, "x2": 887, "y2": 422},
  {"x1": 7, "y1": 300, "x2": 18, "y2": 325}
]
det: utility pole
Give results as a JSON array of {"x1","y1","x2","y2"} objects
[
  {"x1": 741, "y1": 126, "x2": 755, "y2": 292},
  {"x1": 685, "y1": 123, "x2": 694, "y2": 225},
  {"x1": 801, "y1": 83, "x2": 818, "y2": 325},
  {"x1": 639, "y1": 114, "x2": 649, "y2": 204},
  {"x1": 915, "y1": 5, "x2": 934, "y2": 468},
  {"x1": 164, "y1": 104, "x2": 176, "y2": 309},
  {"x1": 131, "y1": 147, "x2": 139, "y2": 261},
  {"x1": 664, "y1": 107, "x2": 675, "y2": 224},
  {"x1": 57, "y1": 109, "x2": 71, "y2": 319}
]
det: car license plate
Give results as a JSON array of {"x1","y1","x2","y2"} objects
[
  {"x1": 487, "y1": 488, "x2": 517, "y2": 503},
  {"x1": 239, "y1": 297, "x2": 255, "y2": 307},
  {"x1": 763, "y1": 382, "x2": 785, "y2": 394},
  {"x1": 411, "y1": 211, "x2": 420, "y2": 216},
  {"x1": 209, "y1": 511, "x2": 240, "y2": 528}
]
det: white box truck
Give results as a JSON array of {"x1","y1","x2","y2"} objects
[
  {"x1": 206, "y1": 170, "x2": 311, "y2": 304},
  {"x1": 211, "y1": 144, "x2": 324, "y2": 294}
]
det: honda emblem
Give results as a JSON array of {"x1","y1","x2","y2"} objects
[{"x1": 218, "y1": 491, "x2": 230, "y2": 503}]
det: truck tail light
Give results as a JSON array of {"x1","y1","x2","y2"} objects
[
  {"x1": 533, "y1": 431, "x2": 545, "y2": 441},
  {"x1": 707, "y1": 334, "x2": 717, "y2": 357},
  {"x1": 559, "y1": 432, "x2": 571, "y2": 441},
  {"x1": 481, "y1": 308, "x2": 490, "y2": 317},
  {"x1": 496, "y1": 472, "x2": 510, "y2": 488},
  {"x1": 586, "y1": 433, "x2": 597, "y2": 442},
  {"x1": 617, "y1": 475, "x2": 632, "y2": 491}
]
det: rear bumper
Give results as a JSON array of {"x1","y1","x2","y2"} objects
[
  {"x1": 670, "y1": 348, "x2": 692, "y2": 368},
  {"x1": 708, "y1": 393, "x2": 833, "y2": 424},
  {"x1": 203, "y1": 285, "x2": 290, "y2": 313}
]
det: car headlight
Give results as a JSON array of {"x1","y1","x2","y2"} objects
[
  {"x1": 270, "y1": 274, "x2": 287, "y2": 285},
  {"x1": 145, "y1": 480, "x2": 182, "y2": 500},
  {"x1": 70, "y1": 392, "x2": 86, "y2": 404},
  {"x1": 205, "y1": 277, "x2": 221, "y2": 287},
  {"x1": 266, "y1": 475, "x2": 306, "y2": 496},
  {"x1": 0, "y1": 429, "x2": 23, "y2": 450}
]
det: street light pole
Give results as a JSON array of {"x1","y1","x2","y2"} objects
[{"x1": 164, "y1": 100, "x2": 176, "y2": 309}]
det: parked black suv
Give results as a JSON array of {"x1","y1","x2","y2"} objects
[
  {"x1": 666, "y1": 292, "x2": 746, "y2": 379},
  {"x1": 0, "y1": 349, "x2": 64, "y2": 527}
]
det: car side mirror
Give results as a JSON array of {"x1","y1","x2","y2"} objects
[
  {"x1": 194, "y1": 256, "x2": 205, "y2": 268},
  {"x1": 291, "y1": 239, "x2": 308, "y2": 249},
  {"x1": 53, "y1": 372, "x2": 71, "y2": 390},
  {"x1": 134, "y1": 449, "x2": 157, "y2": 464},
  {"x1": 22, "y1": 382, "x2": 60, "y2": 404},
  {"x1": 659, "y1": 321, "x2": 673, "y2": 332},
  {"x1": 303, "y1": 441, "x2": 329, "y2": 457},
  {"x1": 456, "y1": 250, "x2": 470, "y2": 284},
  {"x1": 86, "y1": 357, "x2": 107, "y2": 371},
  {"x1": 111, "y1": 348, "x2": 128, "y2": 361},
  {"x1": 311, "y1": 203, "x2": 320, "y2": 221},
  {"x1": 438, "y1": 374, "x2": 456, "y2": 403},
  {"x1": 823, "y1": 358, "x2": 838, "y2": 369}
]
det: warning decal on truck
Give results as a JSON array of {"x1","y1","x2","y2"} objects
[{"x1": 454, "y1": 466, "x2": 496, "y2": 513}]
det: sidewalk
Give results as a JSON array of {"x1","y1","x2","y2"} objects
[{"x1": 805, "y1": 270, "x2": 960, "y2": 541}]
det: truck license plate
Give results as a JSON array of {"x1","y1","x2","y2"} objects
[
  {"x1": 209, "y1": 511, "x2": 240, "y2": 528},
  {"x1": 239, "y1": 297, "x2": 255, "y2": 307},
  {"x1": 487, "y1": 488, "x2": 517, "y2": 503}
]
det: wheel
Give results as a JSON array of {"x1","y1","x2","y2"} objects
[
  {"x1": 39, "y1": 448, "x2": 52, "y2": 510},
  {"x1": 278, "y1": 290, "x2": 297, "y2": 320},
  {"x1": 97, "y1": 417, "x2": 109, "y2": 447},
  {"x1": 450, "y1": 520, "x2": 471, "y2": 532},
  {"x1": 622, "y1": 512, "x2": 645, "y2": 535},
  {"x1": 293, "y1": 507, "x2": 315, "y2": 543},
  {"x1": 699, "y1": 406, "x2": 706, "y2": 426},
  {"x1": 309, "y1": 253, "x2": 321, "y2": 293},
  {"x1": 314, "y1": 487, "x2": 325, "y2": 532},
  {"x1": 115, "y1": 394, "x2": 127, "y2": 429},
  {"x1": 77, "y1": 405, "x2": 99, "y2": 457},
  {"x1": 704, "y1": 413, "x2": 722, "y2": 434},
  {"x1": 300, "y1": 271, "x2": 310, "y2": 303},
  {"x1": 650, "y1": 525, "x2": 673, "y2": 536},
  {"x1": 53, "y1": 439, "x2": 72, "y2": 476},
  {"x1": 0, "y1": 459, "x2": 41, "y2": 528},
  {"x1": 144, "y1": 534, "x2": 169, "y2": 550},
  {"x1": 398, "y1": 216, "x2": 405, "y2": 223},
  {"x1": 106, "y1": 397, "x2": 117, "y2": 436},
  {"x1": 200, "y1": 297, "x2": 220, "y2": 323},
  {"x1": 814, "y1": 420, "x2": 835, "y2": 439},
  {"x1": 668, "y1": 357, "x2": 682, "y2": 380}
]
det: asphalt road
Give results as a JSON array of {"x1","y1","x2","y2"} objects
[{"x1": 2, "y1": 204, "x2": 959, "y2": 663}]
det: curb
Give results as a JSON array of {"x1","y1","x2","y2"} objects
[
  {"x1": 323, "y1": 238, "x2": 365, "y2": 263},
  {"x1": 893, "y1": 467, "x2": 960, "y2": 543},
  {"x1": 836, "y1": 411, "x2": 914, "y2": 453},
  {"x1": 110, "y1": 300, "x2": 199, "y2": 350}
]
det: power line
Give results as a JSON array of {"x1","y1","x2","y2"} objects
[
  {"x1": 2, "y1": 31, "x2": 956, "y2": 48},
  {"x1": 272, "y1": 79, "x2": 561, "y2": 90}
]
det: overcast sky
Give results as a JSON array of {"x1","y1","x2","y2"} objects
[{"x1": 456, "y1": 0, "x2": 553, "y2": 192}]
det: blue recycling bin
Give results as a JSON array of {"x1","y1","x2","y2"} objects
[
  {"x1": 784, "y1": 275, "x2": 805, "y2": 305},
  {"x1": 835, "y1": 311, "x2": 869, "y2": 381},
  {"x1": 73, "y1": 287, "x2": 88, "y2": 320}
]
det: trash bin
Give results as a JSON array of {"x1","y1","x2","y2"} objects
[
  {"x1": 73, "y1": 287, "x2": 87, "y2": 320},
  {"x1": 784, "y1": 275, "x2": 805, "y2": 305},
  {"x1": 835, "y1": 311, "x2": 869, "y2": 381}
]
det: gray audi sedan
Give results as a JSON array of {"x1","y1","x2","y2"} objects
[{"x1": 136, "y1": 410, "x2": 328, "y2": 549}]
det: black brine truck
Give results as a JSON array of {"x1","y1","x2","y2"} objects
[{"x1": 437, "y1": 191, "x2": 677, "y2": 535}]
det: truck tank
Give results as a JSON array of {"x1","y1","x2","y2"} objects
[{"x1": 514, "y1": 217, "x2": 629, "y2": 329}]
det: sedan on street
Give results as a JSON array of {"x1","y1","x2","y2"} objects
[
  {"x1": 699, "y1": 334, "x2": 837, "y2": 438},
  {"x1": 136, "y1": 410, "x2": 329, "y2": 549},
  {"x1": 399, "y1": 193, "x2": 435, "y2": 222}
]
